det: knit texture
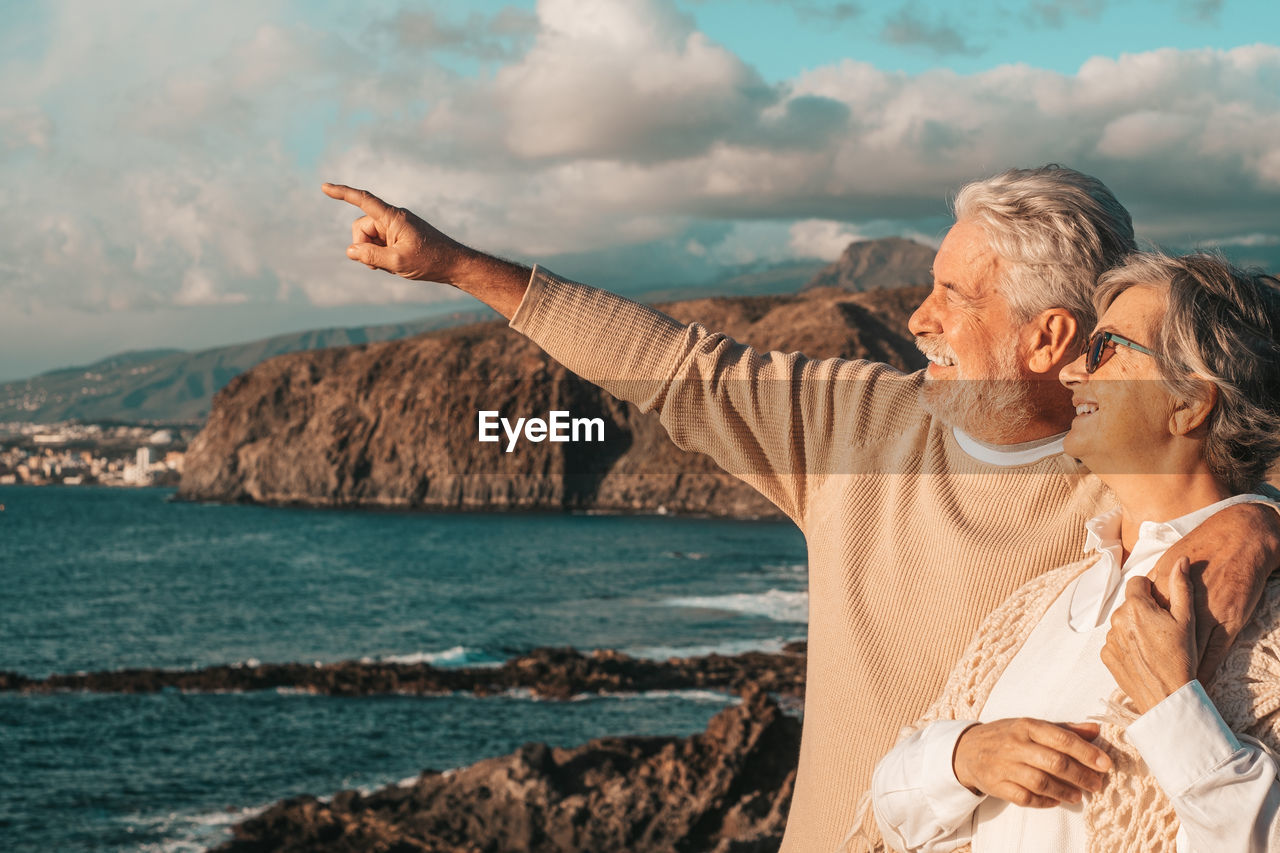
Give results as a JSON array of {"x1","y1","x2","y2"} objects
[
  {"x1": 866, "y1": 565, "x2": 1280, "y2": 852},
  {"x1": 508, "y1": 267, "x2": 1112, "y2": 853}
]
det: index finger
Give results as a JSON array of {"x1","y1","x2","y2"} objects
[
  {"x1": 321, "y1": 183, "x2": 395, "y2": 220},
  {"x1": 1029, "y1": 720, "x2": 1112, "y2": 771}
]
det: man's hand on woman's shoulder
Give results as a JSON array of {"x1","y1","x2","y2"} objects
[{"x1": 1149, "y1": 501, "x2": 1280, "y2": 681}]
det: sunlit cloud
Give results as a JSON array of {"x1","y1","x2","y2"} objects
[{"x1": 1, "y1": 0, "x2": 1278, "y2": 374}]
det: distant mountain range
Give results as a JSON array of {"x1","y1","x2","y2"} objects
[
  {"x1": 0, "y1": 310, "x2": 496, "y2": 424},
  {"x1": 1, "y1": 238, "x2": 936, "y2": 425}
]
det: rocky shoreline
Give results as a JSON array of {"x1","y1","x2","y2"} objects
[
  {"x1": 5, "y1": 647, "x2": 807, "y2": 852},
  {"x1": 216, "y1": 685, "x2": 800, "y2": 853},
  {"x1": 0, "y1": 645, "x2": 806, "y2": 701}
]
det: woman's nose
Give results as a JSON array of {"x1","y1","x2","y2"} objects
[{"x1": 1059, "y1": 351, "x2": 1089, "y2": 388}]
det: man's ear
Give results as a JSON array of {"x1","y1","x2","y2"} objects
[
  {"x1": 1171, "y1": 381, "x2": 1218, "y2": 436},
  {"x1": 1024, "y1": 309, "x2": 1079, "y2": 375}
]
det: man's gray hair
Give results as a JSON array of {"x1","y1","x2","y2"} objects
[
  {"x1": 953, "y1": 165, "x2": 1136, "y2": 349},
  {"x1": 1096, "y1": 252, "x2": 1280, "y2": 493}
]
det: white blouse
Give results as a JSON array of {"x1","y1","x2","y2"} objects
[{"x1": 871, "y1": 493, "x2": 1280, "y2": 852}]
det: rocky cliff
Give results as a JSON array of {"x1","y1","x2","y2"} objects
[{"x1": 177, "y1": 285, "x2": 928, "y2": 517}]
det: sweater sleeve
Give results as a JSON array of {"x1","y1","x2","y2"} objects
[{"x1": 508, "y1": 265, "x2": 911, "y2": 526}]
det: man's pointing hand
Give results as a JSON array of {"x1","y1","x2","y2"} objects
[
  {"x1": 321, "y1": 183, "x2": 472, "y2": 284},
  {"x1": 321, "y1": 182, "x2": 532, "y2": 319}
]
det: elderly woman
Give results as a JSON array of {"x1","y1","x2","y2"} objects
[{"x1": 866, "y1": 253, "x2": 1280, "y2": 852}]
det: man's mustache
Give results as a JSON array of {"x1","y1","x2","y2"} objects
[{"x1": 914, "y1": 335, "x2": 958, "y2": 364}]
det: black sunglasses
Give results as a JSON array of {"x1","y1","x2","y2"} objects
[{"x1": 1085, "y1": 330, "x2": 1155, "y2": 374}]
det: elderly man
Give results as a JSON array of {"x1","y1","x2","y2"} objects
[{"x1": 323, "y1": 166, "x2": 1279, "y2": 852}]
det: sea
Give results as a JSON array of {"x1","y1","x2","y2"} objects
[{"x1": 0, "y1": 485, "x2": 808, "y2": 852}]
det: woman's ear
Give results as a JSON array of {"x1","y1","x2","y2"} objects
[
  {"x1": 1170, "y1": 381, "x2": 1218, "y2": 436},
  {"x1": 1024, "y1": 309, "x2": 1079, "y2": 375}
]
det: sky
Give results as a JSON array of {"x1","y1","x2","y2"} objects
[{"x1": 3, "y1": 0, "x2": 1280, "y2": 381}]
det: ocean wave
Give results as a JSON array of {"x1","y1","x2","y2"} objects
[
  {"x1": 126, "y1": 802, "x2": 270, "y2": 852},
  {"x1": 662, "y1": 589, "x2": 808, "y2": 623},
  {"x1": 359, "y1": 646, "x2": 505, "y2": 668},
  {"x1": 350, "y1": 773, "x2": 425, "y2": 796},
  {"x1": 569, "y1": 689, "x2": 740, "y2": 704},
  {"x1": 441, "y1": 686, "x2": 741, "y2": 705},
  {"x1": 761, "y1": 561, "x2": 807, "y2": 574},
  {"x1": 622, "y1": 636, "x2": 799, "y2": 660}
]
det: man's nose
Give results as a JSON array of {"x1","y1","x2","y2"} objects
[{"x1": 908, "y1": 289, "x2": 943, "y2": 337}]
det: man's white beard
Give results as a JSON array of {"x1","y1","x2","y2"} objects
[{"x1": 916, "y1": 336, "x2": 1035, "y2": 443}]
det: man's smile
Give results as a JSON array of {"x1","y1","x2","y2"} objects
[{"x1": 916, "y1": 336, "x2": 958, "y2": 376}]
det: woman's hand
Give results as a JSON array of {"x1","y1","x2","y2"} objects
[
  {"x1": 1103, "y1": 557, "x2": 1198, "y2": 714},
  {"x1": 953, "y1": 718, "x2": 1111, "y2": 807}
]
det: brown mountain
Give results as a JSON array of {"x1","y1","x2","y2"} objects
[
  {"x1": 802, "y1": 236, "x2": 935, "y2": 292},
  {"x1": 176, "y1": 284, "x2": 928, "y2": 518}
]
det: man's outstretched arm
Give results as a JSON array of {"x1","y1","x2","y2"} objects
[
  {"x1": 320, "y1": 182, "x2": 906, "y2": 526},
  {"x1": 321, "y1": 182, "x2": 531, "y2": 318}
]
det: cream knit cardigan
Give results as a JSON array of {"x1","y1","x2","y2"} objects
[{"x1": 853, "y1": 559, "x2": 1280, "y2": 852}]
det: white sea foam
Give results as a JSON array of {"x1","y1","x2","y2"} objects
[
  {"x1": 126, "y1": 801, "x2": 271, "y2": 852},
  {"x1": 622, "y1": 636, "x2": 798, "y2": 660},
  {"x1": 359, "y1": 645, "x2": 505, "y2": 668},
  {"x1": 569, "y1": 688, "x2": 739, "y2": 704},
  {"x1": 350, "y1": 772, "x2": 430, "y2": 796},
  {"x1": 663, "y1": 588, "x2": 808, "y2": 622},
  {"x1": 272, "y1": 686, "x2": 320, "y2": 696}
]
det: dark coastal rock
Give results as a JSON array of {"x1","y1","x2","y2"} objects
[
  {"x1": 176, "y1": 286, "x2": 927, "y2": 517},
  {"x1": 2, "y1": 646, "x2": 806, "y2": 700},
  {"x1": 214, "y1": 685, "x2": 799, "y2": 853}
]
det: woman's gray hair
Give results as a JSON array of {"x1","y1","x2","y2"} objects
[
  {"x1": 1096, "y1": 252, "x2": 1280, "y2": 493},
  {"x1": 953, "y1": 165, "x2": 1136, "y2": 349}
]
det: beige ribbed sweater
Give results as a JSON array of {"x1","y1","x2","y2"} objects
[
  {"x1": 858, "y1": 561, "x2": 1280, "y2": 852},
  {"x1": 508, "y1": 267, "x2": 1112, "y2": 853}
]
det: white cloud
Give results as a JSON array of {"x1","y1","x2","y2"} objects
[
  {"x1": 175, "y1": 268, "x2": 248, "y2": 307},
  {"x1": 0, "y1": 108, "x2": 53, "y2": 151},
  {"x1": 788, "y1": 220, "x2": 868, "y2": 260},
  {"x1": 3, "y1": 0, "x2": 1280, "y2": 338},
  {"x1": 394, "y1": 28, "x2": 1280, "y2": 258},
  {"x1": 490, "y1": 0, "x2": 773, "y2": 161}
]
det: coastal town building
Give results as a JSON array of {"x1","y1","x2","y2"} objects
[{"x1": 0, "y1": 421, "x2": 192, "y2": 487}]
